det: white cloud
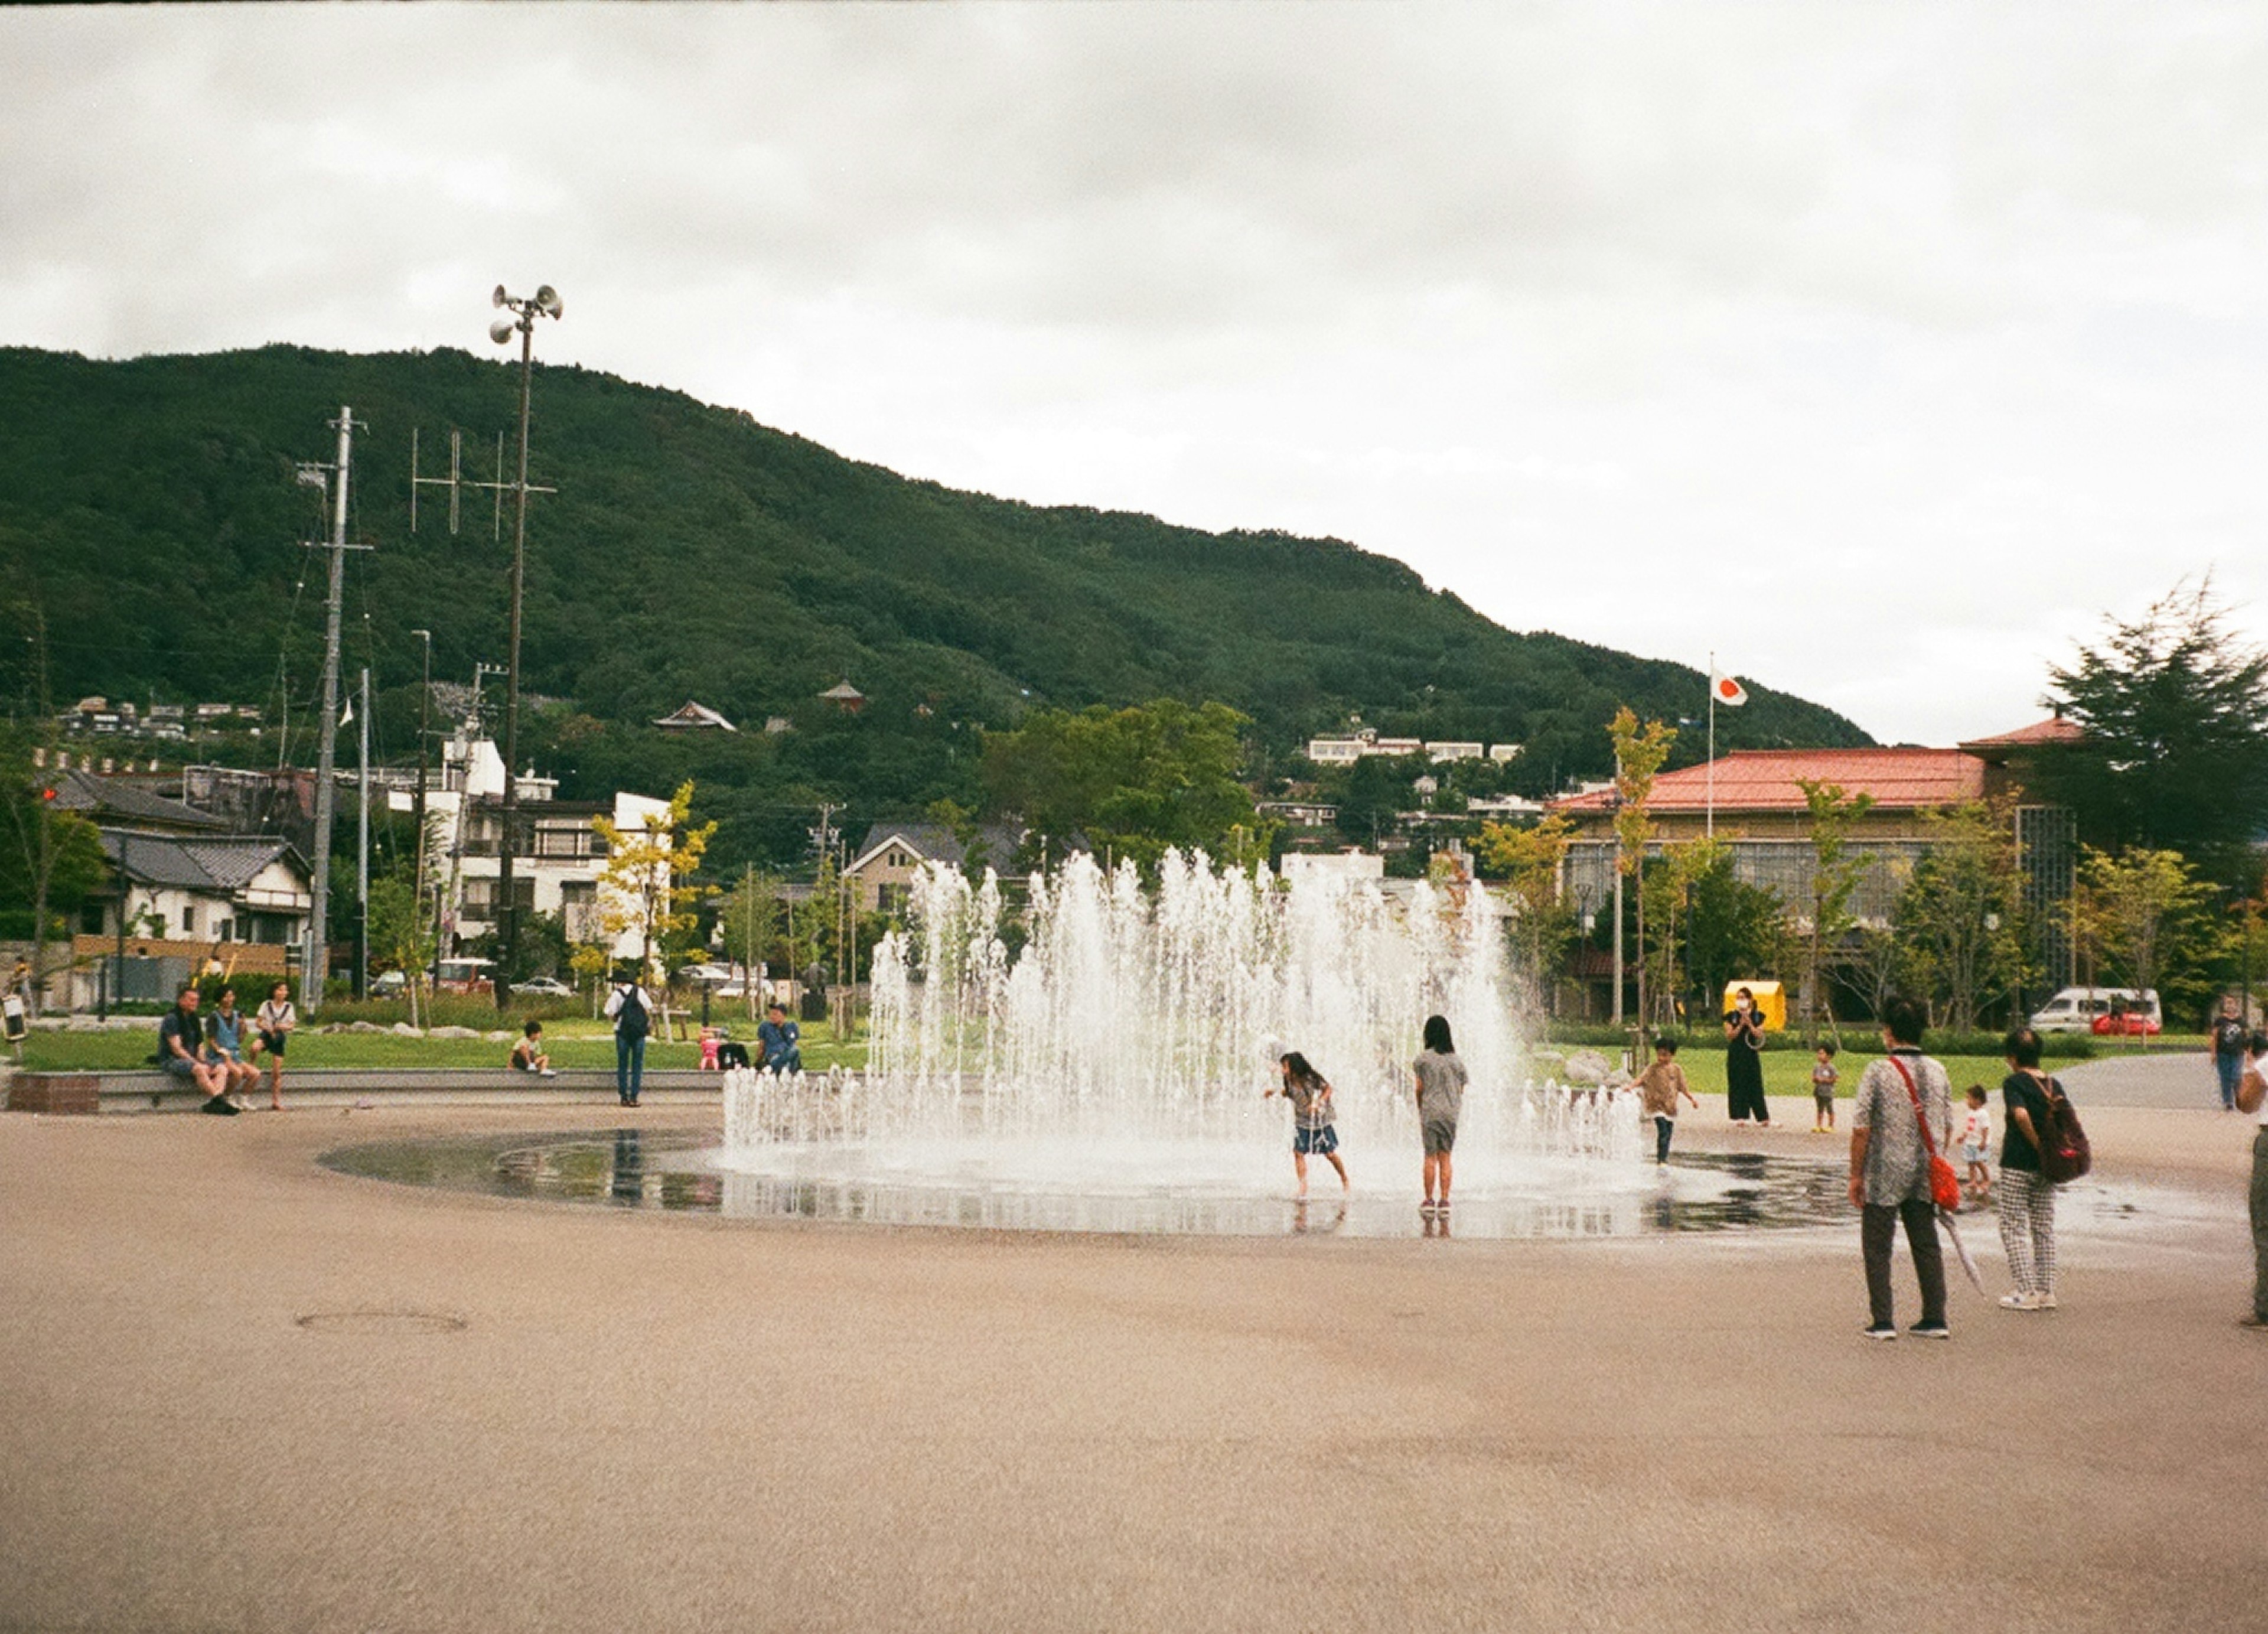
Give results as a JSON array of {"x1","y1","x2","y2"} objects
[{"x1": 5, "y1": 1, "x2": 2266, "y2": 746}]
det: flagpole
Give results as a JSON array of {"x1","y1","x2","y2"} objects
[{"x1": 1706, "y1": 651, "x2": 1716, "y2": 840}]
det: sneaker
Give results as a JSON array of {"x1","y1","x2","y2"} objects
[
  {"x1": 1908, "y1": 1320, "x2": 1951, "y2": 1340},
  {"x1": 1862, "y1": 1323, "x2": 1897, "y2": 1340},
  {"x1": 201, "y1": 1095, "x2": 241, "y2": 1117},
  {"x1": 1999, "y1": 1291, "x2": 2044, "y2": 1311},
  {"x1": 2035, "y1": 1293, "x2": 2058, "y2": 1310}
]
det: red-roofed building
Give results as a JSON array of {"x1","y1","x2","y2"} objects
[{"x1": 1547, "y1": 722, "x2": 2080, "y2": 996}]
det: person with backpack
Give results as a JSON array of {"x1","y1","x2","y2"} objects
[
  {"x1": 1846, "y1": 994, "x2": 1952, "y2": 1340},
  {"x1": 604, "y1": 967, "x2": 657, "y2": 1107},
  {"x1": 1997, "y1": 1024, "x2": 2068, "y2": 1313}
]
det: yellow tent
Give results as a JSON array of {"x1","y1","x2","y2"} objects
[{"x1": 1720, "y1": 980, "x2": 1788, "y2": 1032}]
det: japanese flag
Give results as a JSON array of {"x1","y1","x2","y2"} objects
[{"x1": 1711, "y1": 672, "x2": 1748, "y2": 708}]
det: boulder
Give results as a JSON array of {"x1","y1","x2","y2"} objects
[
  {"x1": 1562, "y1": 1050, "x2": 1613, "y2": 1086},
  {"x1": 428, "y1": 1025, "x2": 481, "y2": 1040}
]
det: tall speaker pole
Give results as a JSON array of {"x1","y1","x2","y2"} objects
[{"x1": 487, "y1": 282, "x2": 563, "y2": 1009}]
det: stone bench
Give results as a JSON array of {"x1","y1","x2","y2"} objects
[{"x1": 5, "y1": 1067, "x2": 727, "y2": 1115}]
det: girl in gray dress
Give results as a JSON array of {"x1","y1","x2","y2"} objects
[{"x1": 1415, "y1": 1014, "x2": 1468, "y2": 1216}]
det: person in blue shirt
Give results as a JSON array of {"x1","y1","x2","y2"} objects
[{"x1": 757, "y1": 1002, "x2": 803, "y2": 1075}]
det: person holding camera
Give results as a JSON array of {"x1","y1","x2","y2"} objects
[{"x1": 1723, "y1": 985, "x2": 1770, "y2": 1126}]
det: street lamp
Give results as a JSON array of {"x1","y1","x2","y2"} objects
[{"x1": 487, "y1": 283, "x2": 563, "y2": 1008}]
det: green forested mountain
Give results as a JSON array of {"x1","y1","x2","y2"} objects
[{"x1": 0, "y1": 343, "x2": 1869, "y2": 866}]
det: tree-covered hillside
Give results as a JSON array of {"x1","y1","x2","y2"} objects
[{"x1": 0, "y1": 344, "x2": 1869, "y2": 864}]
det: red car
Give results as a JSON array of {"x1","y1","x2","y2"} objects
[{"x1": 2091, "y1": 1011, "x2": 2161, "y2": 1037}]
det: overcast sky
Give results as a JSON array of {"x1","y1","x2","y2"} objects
[{"x1": 7, "y1": 2, "x2": 2265, "y2": 747}]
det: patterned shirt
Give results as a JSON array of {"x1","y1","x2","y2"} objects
[{"x1": 1850, "y1": 1049, "x2": 1952, "y2": 1207}]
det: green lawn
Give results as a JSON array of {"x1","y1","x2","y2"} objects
[{"x1": 15, "y1": 1020, "x2": 871, "y2": 1074}]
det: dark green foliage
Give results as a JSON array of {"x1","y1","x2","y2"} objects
[
  {"x1": 0, "y1": 344, "x2": 1869, "y2": 876},
  {"x1": 982, "y1": 699, "x2": 1259, "y2": 870},
  {"x1": 1680, "y1": 851, "x2": 1787, "y2": 1015},
  {"x1": 2032, "y1": 581, "x2": 2268, "y2": 888}
]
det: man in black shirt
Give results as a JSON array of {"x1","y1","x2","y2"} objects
[{"x1": 158, "y1": 985, "x2": 236, "y2": 1115}]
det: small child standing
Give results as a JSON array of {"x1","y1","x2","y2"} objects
[
  {"x1": 1958, "y1": 1084, "x2": 1993, "y2": 1200},
  {"x1": 1811, "y1": 1043, "x2": 1840, "y2": 1132},
  {"x1": 1635, "y1": 1039, "x2": 1700, "y2": 1165}
]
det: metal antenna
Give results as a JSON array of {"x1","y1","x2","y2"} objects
[{"x1": 411, "y1": 425, "x2": 550, "y2": 537}]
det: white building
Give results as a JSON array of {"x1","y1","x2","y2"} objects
[
  {"x1": 403, "y1": 728, "x2": 671, "y2": 963},
  {"x1": 1305, "y1": 728, "x2": 1514, "y2": 766},
  {"x1": 1277, "y1": 850, "x2": 1386, "y2": 883}
]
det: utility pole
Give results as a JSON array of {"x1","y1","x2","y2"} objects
[
  {"x1": 356, "y1": 665, "x2": 370, "y2": 1000},
  {"x1": 300, "y1": 407, "x2": 364, "y2": 1013},
  {"x1": 487, "y1": 282, "x2": 564, "y2": 1010},
  {"x1": 410, "y1": 627, "x2": 432, "y2": 1023}
]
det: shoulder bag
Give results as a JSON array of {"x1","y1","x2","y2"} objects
[{"x1": 1887, "y1": 1054, "x2": 1964, "y2": 1212}]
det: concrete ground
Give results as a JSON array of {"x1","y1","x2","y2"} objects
[{"x1": 1, "y1": 1082, "x2": 2263, "y2": 1634}]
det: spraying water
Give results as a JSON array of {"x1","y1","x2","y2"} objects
[{"x1": 717, "y1": 851, "x2": 1645, "y2": 1226}]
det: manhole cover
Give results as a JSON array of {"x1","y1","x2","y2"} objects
[{"x1": 295, "y1": 1309, "x2": 467, "y2": 1335}]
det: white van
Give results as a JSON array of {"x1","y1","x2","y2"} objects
[{"x1": 2029, "y1": 987, "x2": 2160, "y2": 1034}]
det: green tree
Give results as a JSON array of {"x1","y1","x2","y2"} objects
[
  {"x1": 592, "y1": 781, "x2": 718, "y2": 979},
  {"x1": 716, "y1": 865, "x2": 785, "y2": 1020},
  {"x1": 982, "y1": 699, "x2": 1265, "y2": 871},
  {"x1": 2034, "y1": 580, "x2": 2268, "y2": 886},
  {"x1": 1607, "y1": 707, "x2": 1676, "y2": 1041},
  {"x1": 1795, "y1": 779, "x2": 1876, "y2": 1044},
  {"x1": 2072, "y1": 845, "x2": 2223, "y2": 1042},
  {"x1": 1682, "y1": 846, "x2": 1787, "y2": 1020},
  {"x1": 365, "y1": 873, "x2": 435, "y2": 1026},
  {"x1": 1896, "y1": 802, "x2": 2031, "y2": 1033},
  {"x1": 1475, "y1": 813, "x2": 1578, "y2": 1007}
]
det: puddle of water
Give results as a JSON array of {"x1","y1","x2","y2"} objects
[{"x1": 324, "y1": 1129, "x2": 1871, "y2": 1239}]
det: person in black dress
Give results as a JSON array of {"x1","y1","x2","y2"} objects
[{"x1": 1725, "y1": 985, "x2": 1770, "y2": 1125}]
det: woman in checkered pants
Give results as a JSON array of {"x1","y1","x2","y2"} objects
[{"x1": 1996, "y1": 1026, "x2": 2061, "y2": 1311}]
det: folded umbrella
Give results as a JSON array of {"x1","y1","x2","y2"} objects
[{"x1": 1937, "y1": 1205, "x2": 1986, "y2": 1294}]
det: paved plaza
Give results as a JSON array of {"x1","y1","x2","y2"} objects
[{"x1": 2, "y1": 1062, "x2": 2264, "y2": 1633}]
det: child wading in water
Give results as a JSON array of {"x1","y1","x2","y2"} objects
[
  {"x1": 1269, "y1": 1052, "x2": 1349, "y2": 1199},
  {"x1": 1958, "y1": 1084, "x2": 1993, "y2": 1201},
  {"x1": 1636, "y1": 1038, "x2": 1700, "y2": 1164},
  {"x1": 1813, "y1": 1043, "x2": 1840, "y2": 1132}
]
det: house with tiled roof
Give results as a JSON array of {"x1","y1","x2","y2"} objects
[
  {"x1": 51, "y1": 766, "x2": 227, "y2": 835},
  {"x1": 843, "y1": 821, "x2": 1030, "y2": 914},
  {"x1": 91, "y1": 832, "x2": 313, "y2": 948}
]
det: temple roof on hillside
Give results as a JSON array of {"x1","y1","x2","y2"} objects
[
  {"x1": 653, "y1": 700, "x2": 738, "y2": 731},
  {"x1": 1550, "y1": 748, "x2": 1985, "y2": 816}
]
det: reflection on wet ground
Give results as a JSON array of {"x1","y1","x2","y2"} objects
[{"x1": 324, "y1": 1129, "x2": 1879, "y2": 1239}]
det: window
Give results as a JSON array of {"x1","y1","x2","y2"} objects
[{"x1": 181, "y1": 904, "x2": 195, "y2": 935}]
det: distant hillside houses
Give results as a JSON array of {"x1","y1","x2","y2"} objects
[
  {"x1": 58, "y1": 697, "x2": 262, "y2": 741},
  {"x1": 1305, "y1": 728, "x2": 1521, "y2": 766}
]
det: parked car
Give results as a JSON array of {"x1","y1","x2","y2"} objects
[
  {"x1": 371, "y1": 969, "x2": 408, "y2": 997},
  {"x1": 515, "y1": 975, "x2": 574, "y2": 998},
  {"x1": 434, "y1": 957, "x2": 495, "y2": 995},
  {"x1": 2092, "y1": 1009, "x2": 2162, "y2": 1037},
  {"x1": 677, "y1": 963, "x2": 735, "y2": 987},
  {"x1": 2029, "y1": 986, "x2": 2159, "y2": 1035}
]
